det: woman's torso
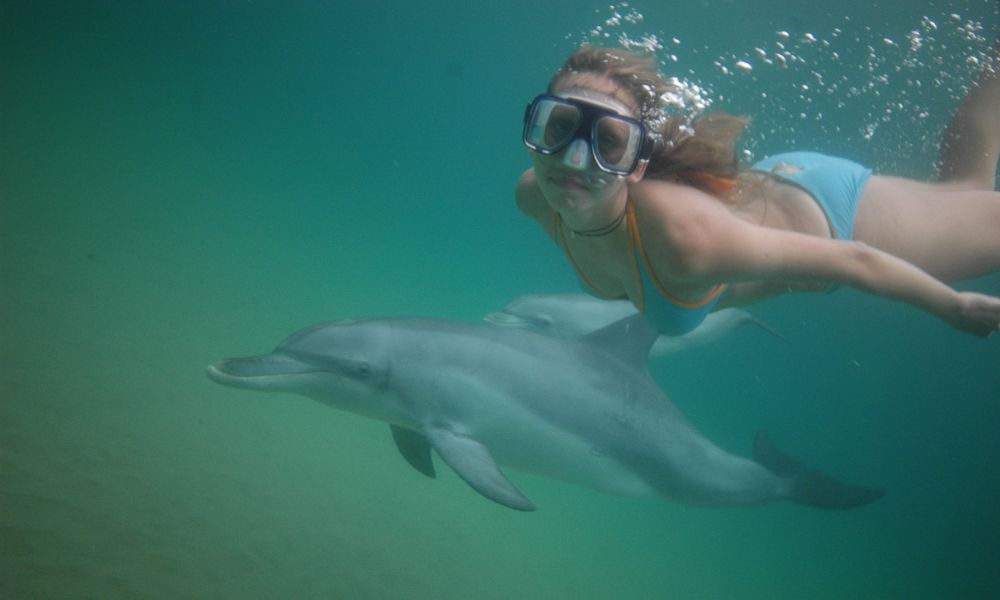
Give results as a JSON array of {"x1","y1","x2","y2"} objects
[{"x1": 518, "y1": 165, "x2": 838, "y2": 317}]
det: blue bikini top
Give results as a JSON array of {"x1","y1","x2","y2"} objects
[{"x1": 554, "y1": 204, "x2": 725, "y2": 336}]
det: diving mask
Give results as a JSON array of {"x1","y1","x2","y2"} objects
[{"x1": 522, "y1": 94, "x2": 653, "y2": 176}]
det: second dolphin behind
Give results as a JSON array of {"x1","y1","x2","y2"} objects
[{"x1": 486, "y1": 293, "x2": 786, "y2": 354}]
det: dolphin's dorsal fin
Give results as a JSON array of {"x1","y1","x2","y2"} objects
[
  {"x1": 581, "y1": 314, "x2": 659, "y2": 367},
  {"x1": 391, "y1": 425, "x2": 436, "y2": 478},
  {"x1": 425, "y1": 427, "x2": 536, "y2": 511}
]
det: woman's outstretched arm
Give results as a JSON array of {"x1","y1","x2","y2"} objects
[{"x1": 639, "y1": 186, "x2": 1000, "y2": 337}]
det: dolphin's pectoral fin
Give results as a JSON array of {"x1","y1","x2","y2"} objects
[
  {"x1": 390, "y1": 425, "x2": 436, "y2": 478},
  {"x1": 753, "y1": 431, "x2": 885, "y2": 510},
  {"x1": 425, "y1": 427, "x2": 536, "y2": 512}
]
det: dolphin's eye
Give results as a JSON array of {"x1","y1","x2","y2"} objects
[{"x1": 353, "y1": 361, "x2": 372, "y2": 378}]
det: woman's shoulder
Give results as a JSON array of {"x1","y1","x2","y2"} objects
[
  {"x1": 628, "y1": 178, "x2": 747, "y2": 271},
  {"x1": 516, "y1": 169, "x2": 543, "y2": 211},
  {"x1": 515, "y1": 169, "x2": 555, "y2": 231},
  {"x1": 629, "y1": 179, "x2": 725, "y2": 221}
]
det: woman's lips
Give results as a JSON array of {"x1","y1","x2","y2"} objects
[
  {"x1": 554, "y1": 175, "x2": 585, "y2": 188},
  {"x1": 551, "y1": 173, "x2": 602, "y2": 189}
]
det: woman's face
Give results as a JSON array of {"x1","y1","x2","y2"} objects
[{"x1": 529, "y1": 73, "x2": 646, "y2": 213}]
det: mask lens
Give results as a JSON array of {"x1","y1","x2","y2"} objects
[
  {"x1": 524, "y1": 95, "x2": 647, "y2": 176},
  {"x1": 526, "y1": 98, "x2": 581, "y2": 152},
  {"x1": 594, "y1": 116, "x2": 642, "y2": 172}
]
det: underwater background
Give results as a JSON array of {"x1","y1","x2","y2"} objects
[{"x1": 2, "y1": 0, "x2": 999, "y2": 598}]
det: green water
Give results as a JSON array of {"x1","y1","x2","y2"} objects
[{"x1": 2, "y1": 1, "x2": 999, "y2": 598}]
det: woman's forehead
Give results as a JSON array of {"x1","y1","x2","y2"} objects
[{"x1": 553, "y1": 74, "x2": 636, "y2": 116}]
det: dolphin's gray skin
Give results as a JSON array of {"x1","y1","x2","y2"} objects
[
  {"x1": 207, "y1": 315, "x2": 880, "y2": 511},
  {"x1": 485, "y1": 293, "x2": 786, "y2": 353}
]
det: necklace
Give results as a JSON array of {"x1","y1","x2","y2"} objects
[{"x1": 565, "y1": 204, "x2": 628, "y2": 238}]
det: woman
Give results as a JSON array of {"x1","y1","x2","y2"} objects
[{"x1": 517, "y1": 45, "x2": 1000, "y2": 337}]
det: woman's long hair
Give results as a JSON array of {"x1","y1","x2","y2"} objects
[{"x1": 548, "y1": 45, "x2": 749, "y2": 201}]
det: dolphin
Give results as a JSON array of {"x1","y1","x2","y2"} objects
[
  {"x1": 207, "y1": 315, "x2": 881, "y2": 512},
  {"x1": 485, "y1": 293, "x2": 786, "y2": 354}
]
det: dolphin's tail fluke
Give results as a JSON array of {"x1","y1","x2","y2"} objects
[{"x1": 753, "y1": 432, "x2": 885, "y2": 510}]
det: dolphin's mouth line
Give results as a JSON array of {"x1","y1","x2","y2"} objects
[
  {"x1": 484, "y1": 311, "x2": 537, "y2": 328},
  {"x1": 207, "y1": 364, "x2": 328, "y2": 380},
  {"x1": 206, "y1": 354, "x2": 335, "y2": 388}
]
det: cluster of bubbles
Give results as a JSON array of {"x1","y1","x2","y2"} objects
[
  {"x1": 567, "y1": 5, "x2": 712, "y2": 148},
  {"x1": 571, "y1": 3, "x2": 997, "y2": 173}
]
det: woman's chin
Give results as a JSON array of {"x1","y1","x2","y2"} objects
[{"x1": 547, "y1": 190, "x2": 594, "y2": 212}]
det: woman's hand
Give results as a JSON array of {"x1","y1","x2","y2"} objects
[{"x1": 951, "y1": 292, "x2": 1000, "y2": 338}]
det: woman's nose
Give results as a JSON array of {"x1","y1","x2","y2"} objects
[{"x1": 562, "y1": 138, "x2": 591, "y2": 171}]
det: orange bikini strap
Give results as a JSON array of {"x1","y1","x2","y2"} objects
[
  {"x1": 626, "y1": 205, "x2": 726, "y2": 309},
  {"x1": 624, "y1": 204, "x2": 645, "y2": 313},
  {"x1": 553, "y1": 211, "x2": 627, "y2": 301},
  {"x1": 679, "y1": 170, "x2": 740, "y2": 196}
]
